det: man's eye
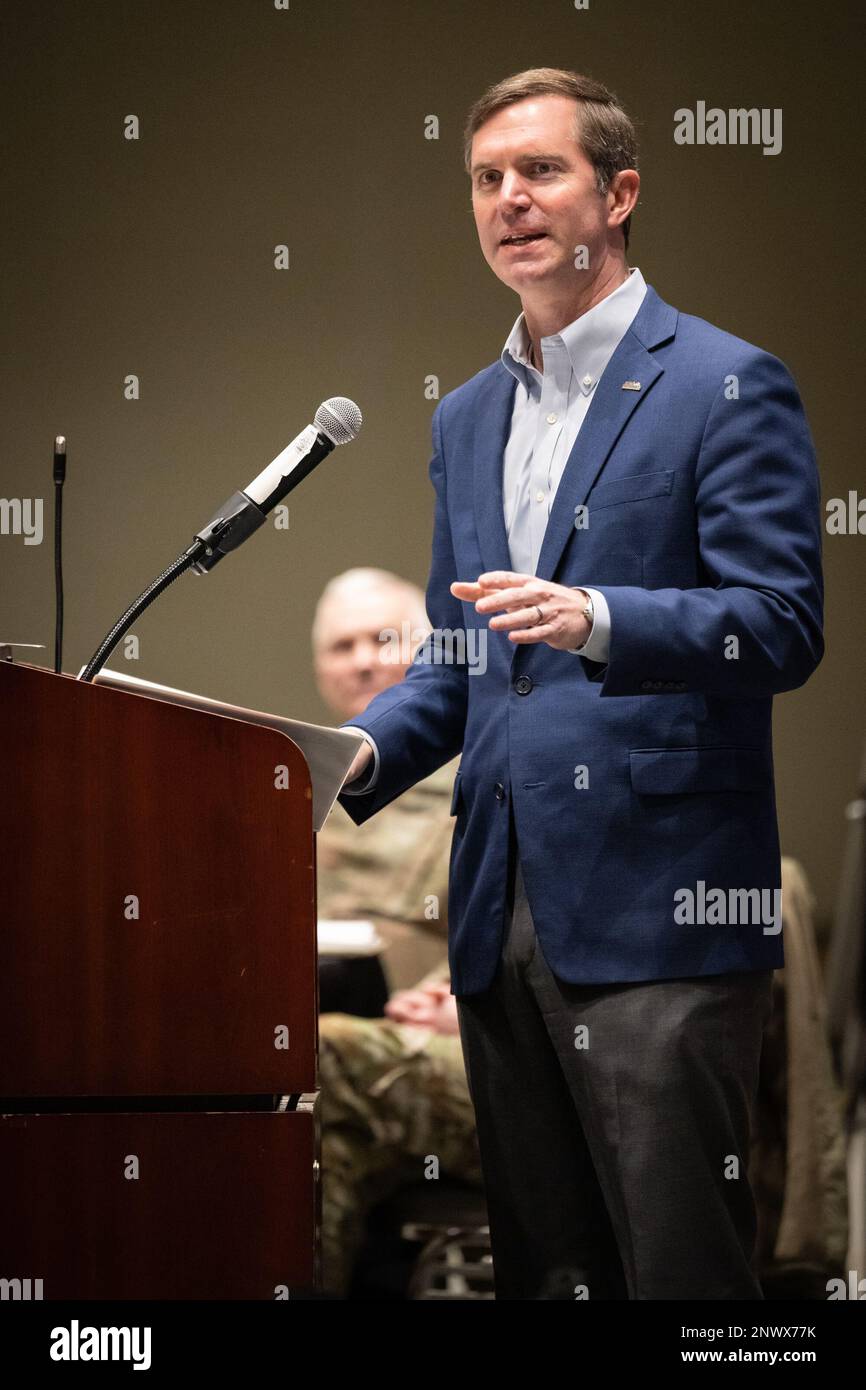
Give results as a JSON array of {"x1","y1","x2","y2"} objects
[{"x1": 476, "y1": 163, "x2": 556, "y2": 187}]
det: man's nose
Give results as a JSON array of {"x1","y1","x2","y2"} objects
[
  {"x1": 352, "y1": 639, "x2": 379, "y2": 672},
  {"x1": 498, "y1": 171, "x2": 532, "y2": 210}
]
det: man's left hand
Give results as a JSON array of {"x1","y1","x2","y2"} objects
[{"x1": 451, "y1": 572, "x2": 592, "y2": 652}]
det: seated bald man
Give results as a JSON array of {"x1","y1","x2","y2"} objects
[{"x1": 313, "y1": 568, "x2": 482, "y2": 1297}]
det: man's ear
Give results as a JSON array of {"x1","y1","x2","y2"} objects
[{"x1": 608, "y1": 169, "x2": 639, "y2": 229}]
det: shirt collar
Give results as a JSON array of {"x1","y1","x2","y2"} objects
[{"x1": 501, "y1": 266, "x2": 648, "y2": 396}]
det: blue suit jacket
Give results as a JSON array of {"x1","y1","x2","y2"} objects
[{"x1": 337, "y1": 285, "x2": 824, "y2": 994}]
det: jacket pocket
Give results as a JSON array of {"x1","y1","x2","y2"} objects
[
  {"x1": 588, "y1": 468, "x2": 675, "y2": 511},
  {"x1": 629, "y1": 746, "x2": 769, "y2": 794}
]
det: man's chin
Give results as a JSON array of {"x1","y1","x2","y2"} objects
[{"x1": 491, "y1": 248, "x2": 558, "y2": 288}]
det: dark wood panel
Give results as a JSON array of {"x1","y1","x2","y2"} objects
[
  {"x1": 0, "y1": 663, "x2": 318, "y2": 1096},
  {"x1": 0, "y1": 1108, "x2": 319, "y2": 1298}
]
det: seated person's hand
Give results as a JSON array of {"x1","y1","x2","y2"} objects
[
  {"x1": 385, "y1": 986, "x2": 442, "y2": 1026},
  {"x1": 430, "y1": 991, "x2": 460, "y2": 1036},
  {"x1": 385, "y1": 981, "x2": 459, "y2": 1034}
]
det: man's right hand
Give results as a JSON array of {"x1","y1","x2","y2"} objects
[{"x1": 344, "y1": 737, "x2": 373, "y2": 787}]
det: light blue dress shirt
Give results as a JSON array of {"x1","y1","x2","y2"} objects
[{"x1": 345, "y1": 268, "x2": 649, "y2": 793}]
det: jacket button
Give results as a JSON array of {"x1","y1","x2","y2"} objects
[
  {"x1": 514, "y1": 675, "x2": 533, "y2": 695},
  {"x1": 494, "y1": 782, "x2": 506, "y2": 800}
]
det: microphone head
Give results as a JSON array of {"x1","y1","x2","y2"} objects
[
  {"x1": 53, "y1": 434, "x2": 67, "y2": 482},
  {"x1": 315, "y1": 397, "x2": 362, "y2": 446}
]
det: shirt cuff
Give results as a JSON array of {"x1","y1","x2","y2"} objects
[
  {"x1": 566, "y1": 587, "x2": 611, "y2": 662},
  {"x1": 340, "y1": 729, "x2": 380, "y2": 794}
]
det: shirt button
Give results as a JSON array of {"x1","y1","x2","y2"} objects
[
  {"x1": 546, "y1": 412, "x2": 557, "y2": 424},
  {"x1": 535, "y1": 490, "x2": 545, "y2": 503},
  {"x1": 582, "y1": 374, "x2": 593, "y2": 388}
]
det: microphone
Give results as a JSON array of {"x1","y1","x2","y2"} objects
[
  {"x1": 192, "y1": 396, "x2": 362, "y2": 573},
  {"x1": 53, "y1": 435, "x2": 67, "y2": 484},
  {"x1": 78, "y1": 395, "x2": 362, "y2": 682}
]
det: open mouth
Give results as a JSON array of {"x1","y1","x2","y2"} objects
[{"x1": 501, "y1": 232, "x2": 547, "y2": 246}]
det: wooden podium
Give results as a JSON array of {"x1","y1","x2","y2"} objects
[{"x1": 0, "y1": 661, "x2": 320, "y2": 1299}]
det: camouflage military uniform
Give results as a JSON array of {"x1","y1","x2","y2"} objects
[
  {"x1": 317, "y1": 756, "x2": 482, "y2": 1296},
  {"x1": 319, "y1": 1013, "x2": 483, "y2": 1296}
]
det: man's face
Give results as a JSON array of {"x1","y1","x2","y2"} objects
[
  {"x1": 314, "y1": 589, "x2": 421, "y2": 720},
  {"x1": 470, "y1": 94, "x2": 611, "y2": 297}
]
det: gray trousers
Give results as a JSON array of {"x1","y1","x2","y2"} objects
[{"x1": 456, "y1": 852, "x2": 774, "y2": 1300}]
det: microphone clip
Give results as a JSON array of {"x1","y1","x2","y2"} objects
[{"x1": 192, "y1": 491, "x2": 267, "y2": 574}]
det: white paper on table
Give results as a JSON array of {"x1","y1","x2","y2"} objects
[
  {"x1": 92, "y1": 668, "x2": 366, "y2": 831},
  {"x1": 317, "y1": 919, "x2": 385, "y2": 958}
]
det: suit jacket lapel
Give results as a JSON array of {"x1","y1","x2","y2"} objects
[
  {"x1": 472, "y1": 285, "x2": 679, "y2": 584},
  {"x1": 473, "y1": 366, "x2": 518, "y2": 577}
]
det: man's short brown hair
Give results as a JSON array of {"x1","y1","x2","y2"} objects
[{"x1": 463, "y1": 67, "x2": 639, "y2": 250}]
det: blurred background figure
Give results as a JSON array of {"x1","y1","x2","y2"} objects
[
  {"x1": 311, "y1": 568, "x2": 482, "y2": 1297},
  {"x1": 824, "y1": 743, "x2": 866, "y2": 1286},
  {"x1": 750, "y1": 857, "x2": 849, "y2": 1297},
  {"x1": 314, "y1": 567, "x2": 456, "y2": 999}
]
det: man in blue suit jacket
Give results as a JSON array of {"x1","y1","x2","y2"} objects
[{"x1": 337, "y1": 68, "x2": 823, "y2": 1300}]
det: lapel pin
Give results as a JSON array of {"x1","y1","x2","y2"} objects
[{"x1": 621, "y1": 380, "x2": 641, "y2": 391}]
